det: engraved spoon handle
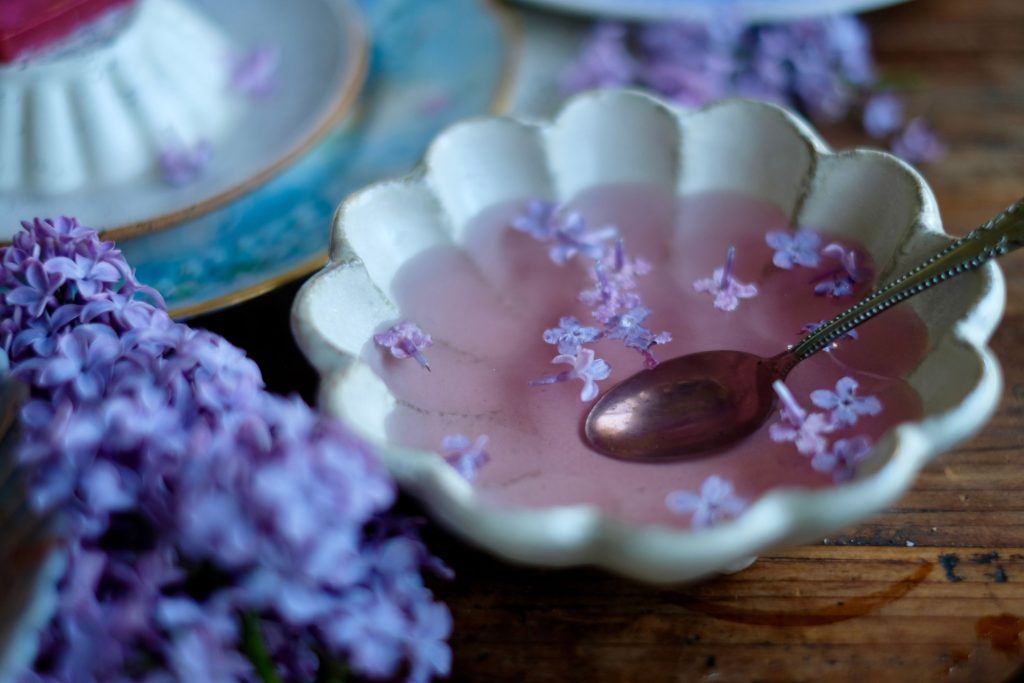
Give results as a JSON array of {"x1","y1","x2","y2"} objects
[{"x1": 791, "y1": 197, "x2": 1024, "y2": 360}]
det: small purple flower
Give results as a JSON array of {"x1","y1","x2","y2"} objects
[
  {"x1": 511, "y1": 199, "x2": 558, "y2": 241},
  {"x1": 579, "y1": 260, "x2": 641, "y2": 325},
  {"x1": 13, "y1": 326, "x2": 122, "y2": 401},
  {"x1": 158, "y1": 140, "x2": 212, "y2": 186},
  {"x1": 799, "y1": 320, "x2": 859, "y2": 342},
  {"x1": 543, "y1": 316, "x2": 602, "y2": 355},
  {"x1": 374, "y1": 321, "x2": 433, "y2": 370},
  {"x1": 798, "y1": 320, "x2": 858, "y2": 353},
  {"x1": 862, "y1": 93, "x2": 904, "y2": 138},
  {"x1": 810, "y1": 376, "x2": 882, "y2": 427},
  {"x1": 811, "y1": 436, "x2": 873, "y2": 483},
  {"x1": 604, "y1": 305, "x2": 672, "y2": 368},
  {"x1": 6, "y1": 259, "x2": 65, "y2": 317},
  {"x1": 441, "y1": 434, "x2": 490, "y2": 482},
  {"x1": 693, "y1": 246, "x2": 759, "y2": 311},
  {"x1": 665, "y1": 475, "x2": 747, "y2": 529},
  {"x1": 510, "y1": 203, "x2": 617, "y2": 265},
  {"x1": 891, "y1": 117, "x2": 946, "y2": 164},
  {"x1": 812, "y1": 243, "x2": 871, "y2": 298},
  {"x1": 548, "y1": 212, "x2": 617, "y2": 266},
  {"x1": 529, "y1": 347, "x2": 611, "y2": 402},
  {"x1": 766, "y1": 229, "x2": 822, "y2": 269},
  {"x1": 230, "y1": 45, "x2": 280, "y2": 98},
  {"x1": 44, "y1": 253, "x2": 121, "y2": 300},
  {"x1": 768, "y1": 380, "x2": 833, "y2": 455}
]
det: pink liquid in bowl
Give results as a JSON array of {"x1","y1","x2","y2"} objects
[{"x1": 361, "y1": 185, "x2": 927, "y2": 528}]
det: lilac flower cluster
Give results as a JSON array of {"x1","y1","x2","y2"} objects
[
  {"x1": 562, "y1": 16, "x2": 944, "y2": 164},
  {"x1": 513, "y1": 200, "x2": 672, "y2": 399},
  {"x1": 665, "y1": 475, "x2": 747, "y2": 529},
  {"x1": 2, "y1": 218, "x2": 451, "y2": 682},
  {"x1": 769, "y1": 377, "x2": 881, "y2": 482}
]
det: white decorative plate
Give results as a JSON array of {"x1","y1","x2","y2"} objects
[
  {"x1": 0, "y1": 0, "x2": 367, "y2": 241},
  {"x1": 292, "y1": 90, "x2": 1003, "y2": 583},
  {"x1": 514, "y1": 0, "x2": 911, "y2": 22}
]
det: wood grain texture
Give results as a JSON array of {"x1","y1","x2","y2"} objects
[{"x1": 196, "y1": 0, "x2": 1024, "y2": 680}]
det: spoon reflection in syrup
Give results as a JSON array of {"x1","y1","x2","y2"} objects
[{"x1": 585, "y1": 197, "x2": 1024, "y2": 462}]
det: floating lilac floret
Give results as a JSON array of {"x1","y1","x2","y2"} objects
[
  {"x1": 810, "y1": 376, "x2": 882, "y2": 427},
  {"x1": 543, "y1": 316, "x2": 602, "y2": 355},
  {"x1": 374, "y1": 321, "x2": 433, "y2": 370},
  {"x1": 230, "y1": 45, "x2": 279, "y2": 98},
  {"x1": 800, "y1": 320, "x2": 859, "y2": 343},
  {"x1": 548, "y1": 211, "x2": 618, "y2": 265},
  {"x1": 766, "y1": 229, "x2": 822, "y2": 269},
  {"x1": 665, "y1": 475, "x2": 747, "y2": 529},
  {"x1": 812, "y1": 242, "x2": 871, "y2": 298},
  {"x1": 530, "y1": 348, "x2": 611, "y2": 402},
  {"x1": 511, "y1": 199, "x2": 558, "y2": 241},
  {"x1": 441, "y1": 434, "x2": 490, "y2": 482},
  {"x1": 693, "y1": 246, "x2": 759, "y2": 311},
  {"x1": 604, "y1": 306, "x2": 672, "y2": 369},
  {"x1": 511, "y1": 202, "x2": 617, "y2": 265},
  {"x1": 811, "y1": 436, "x2": 873, "y2": 483},
  {"x1": 768, "y1": 380, "x2": 833, "y2": 456},
  {"x1": 158, "y1": 140, "x2": 212, "y2": 186},
  {"x1": 579, "y1": 240, "x2": 649, "y2": 324}
]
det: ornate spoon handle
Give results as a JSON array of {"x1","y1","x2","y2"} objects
[{"x1": 791, "y1": 197, "x2": 1024, "y2": 360}]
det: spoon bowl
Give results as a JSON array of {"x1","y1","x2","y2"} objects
[{"x1": 585, "y1": 350, "x2": 793, "y2": 461}]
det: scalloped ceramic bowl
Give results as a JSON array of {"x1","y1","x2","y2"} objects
[{"x1": 292, "y1": 90, "x2": 1004, "y2": 583}]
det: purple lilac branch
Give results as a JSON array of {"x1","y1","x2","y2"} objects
[
  {"x1": 563, "y1": 16, "x2": 944, "y2": 165},
  {"x1": 1, "y1": 217, "x2": 451, "y2": 683}
]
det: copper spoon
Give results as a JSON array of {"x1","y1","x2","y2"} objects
[{"x1": 584, "y1": 197, "x2": 1024, "y2": 462}]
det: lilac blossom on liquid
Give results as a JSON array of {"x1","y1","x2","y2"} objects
[
  {"x1": 693, "y1": 246, "x2": 758, "y2": 311},
  {"x1": 665, "y1": 475, "x2": 747, "y2": 529}
]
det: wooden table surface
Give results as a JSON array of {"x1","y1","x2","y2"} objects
[{"x1": 197, "y1": 1, "x2": 1024, "y2": 680}]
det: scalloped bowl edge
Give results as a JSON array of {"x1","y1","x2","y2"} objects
[{"x1": 292, "y1": 89, "x2": 1005, "y2": 583}]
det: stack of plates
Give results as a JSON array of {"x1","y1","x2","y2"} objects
[{"x1": 0, "y1": 0, "x2": 518, "y2": 318}]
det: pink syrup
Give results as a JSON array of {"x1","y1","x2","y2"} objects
[{"x1": 362, "y1": 185, "x2": 928, "y2": 528}]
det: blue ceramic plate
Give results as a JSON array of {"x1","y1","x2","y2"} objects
[
  {"x1": 515, "y1": 0, "x2": 910, "y2": 22},
  {"x1": 118, "y1": 0, "x2": 516, "y2": 317}
]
